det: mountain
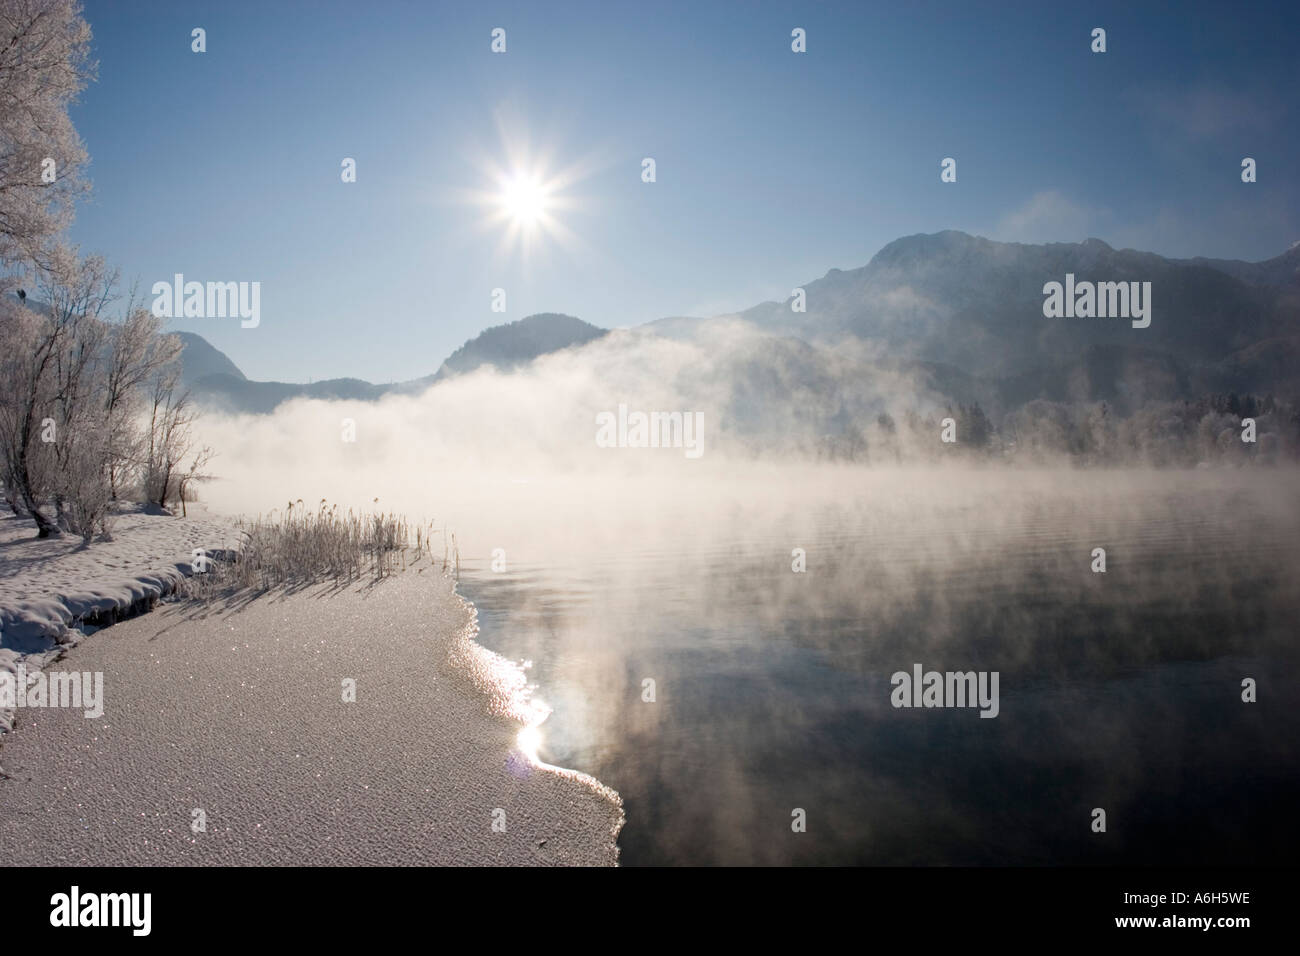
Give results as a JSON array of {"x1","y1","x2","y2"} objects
[
  {"x1": 179, "y1": 312, "x2": 608, "y2": 413},
  {"x1": 738, "y1": 231, "x2": 1297, "y2": 379},
  {"x1": 997, "y1": 344, "x2": 1193, "y2": 412},
  {"x1": 174, "y1": 332, "x2": 245, "y2": 387},
  {"x1": 434, "y1": 313, "x2": 607, "y2": 380},
  {"x1": 186, "y1": 373, "x2": 387, "y2": 413},
  {"x1": 172, "y1": 234, "x2": 1300, "y2": 414}
]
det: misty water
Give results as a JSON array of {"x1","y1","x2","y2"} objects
[{"x1": 451, "y1": 467, "x2": 1300, "y2": 866}]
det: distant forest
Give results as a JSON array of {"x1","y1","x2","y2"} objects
[{"x1": 811, "y1": 393, "x2": 1298, "y2": 466}]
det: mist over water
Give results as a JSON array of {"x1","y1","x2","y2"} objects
[
  {"x1": 459, "y1": 468, "x2": 1300, "y2": 865},
  {"x1": 192, "y1": 366, "x2": 1300, "y2": 865}
]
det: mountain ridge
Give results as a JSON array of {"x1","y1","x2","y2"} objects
[
  {"x1": 172, "y1": 232, "x2": 1300, "y2": 413},
  {"x1": 181, "y1": 312, "x2": 606, "y2": 414}
]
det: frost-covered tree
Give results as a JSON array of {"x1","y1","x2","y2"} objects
[
  {"x1": 0, "y1": 2, "x2": 214, "y2": 541},
  {"x1": 0, "y1": 247, "x2": 112, "y2": 538},
  {"x1": 0, "y1": 0, "x2": 94, "y2": 272},
  {"x1": 103, "y1": 299, "x2": 180, "y2": 498},
  {"x1": 0, "y1": 293, "x2": 60, "y2": 534},
  {"x1": 36, "y1": 247, "x2": 112, "y2": 529},
  {"x1": 143, "y1": 360, "x2": 199, "y2": 511}
]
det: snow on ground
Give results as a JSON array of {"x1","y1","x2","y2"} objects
[
  {"x1": 0, "y1": 570, "x2": 624, "y2": 865},
  {"x1": 0, "y1": 504, "x2": 238, "y2": 732}
]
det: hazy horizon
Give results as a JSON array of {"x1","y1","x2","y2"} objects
[{"x1": 156, "y1": 227, "x2": 1300, "y2": 387}]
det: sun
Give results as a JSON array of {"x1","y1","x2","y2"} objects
[
  {"x1": 499, "y1": 172, "x2": 551, "y2": 228},
  {"x1": 459, "y1": 116, "x2": 600, "y2": 262},
  {"x1": 475, "y1": 161, "x2": 575, "y2": 259}
]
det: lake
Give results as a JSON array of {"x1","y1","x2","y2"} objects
[{"x1": 454, "y1": 467, "x2": 1300, "y2": 865}]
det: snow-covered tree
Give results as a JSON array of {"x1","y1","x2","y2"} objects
[{"x1": 0, "y1": 0, "x2": 94, "y2": 272}]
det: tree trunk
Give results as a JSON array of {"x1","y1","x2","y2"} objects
[
  {"x1": 11, "y1": 436, "x2": 58, "y2": 538},
  {"x1": 21, "y1": 488, "x2": 57, "y2": 537},
  {"x1": 156, "y1": 460, "x2": 172, "y2": 510}
]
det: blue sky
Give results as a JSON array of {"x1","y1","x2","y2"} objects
[{"x1": 69, "y1": 0, "x2": 1299, "y2": 382}]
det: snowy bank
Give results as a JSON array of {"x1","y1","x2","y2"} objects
[
  {"x1": 0, "y1": 569, "x2": 624, "y2": 865},
  {"x1": 0, "y1": 505, "x2": 237, "y2": 732}
]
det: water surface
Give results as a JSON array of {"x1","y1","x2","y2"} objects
[{"x1": 456, "y1": 468, "x2": 1300, "y2": 865}]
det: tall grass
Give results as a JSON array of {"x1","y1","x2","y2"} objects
[{"x1": 186, "y1": 499, "x2": 457, "y2": 596}]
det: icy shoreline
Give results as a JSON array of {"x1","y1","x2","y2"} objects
[{"x1": 0, "y1": 507, "x2": 623, "y2": 865}]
